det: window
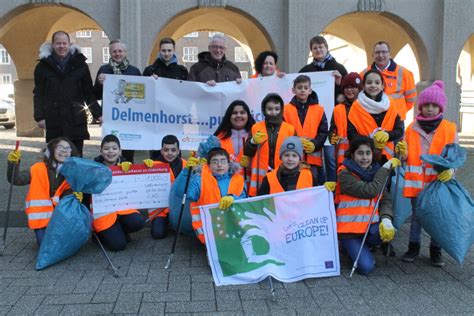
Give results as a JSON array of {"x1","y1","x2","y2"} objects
[
  {"x1": 102, "y1": 31, "x2": 108, "y2": 38},
  {"x1": 82, "y1": 47, "x2": 92, "y2": 63},
  {"x1": 102, "y1": 47, "x2": 110, "y2": 63},
  {"x1": 0, "y1": 74, "x2": 11, "y2": 85},
  {"x1": 0, "y1": 49, "x2": 10, "y2": 64},
  {"x1": 234, "y1": 47, "x2": 249, "y2": 63},
  {"x1": 184, "y1": 32, "x2": 199, "y2": 38},
  {"x1": 240, "y1": 71, "x2": 248, "y2": 80},
  {"x1": 183, "y1": 47, "x2": 198, "y2": 62},
  {"x1": 208, "y1": 31, "x2": 224, "y2": 38},
  {"x1": 76, "y1": 30, "x2": 92, "y2": 38}
]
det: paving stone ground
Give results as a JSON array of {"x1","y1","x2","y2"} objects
[{"x1": 0, "y1": 126, "x2": 473, "y2": 315}]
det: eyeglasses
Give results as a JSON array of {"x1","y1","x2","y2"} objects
[
  {"x1": 374, "y1": 50, "x2": 389, "y2": 55},
  {"x1": 56, "y1": 145, "x2": 72, "y2": 152},
  {"x1": 209, "y1": 45, "x2": 226, "y2": 50},
  {"x1": 210, "y1": 159, "x2": 228, "y2": 165}
]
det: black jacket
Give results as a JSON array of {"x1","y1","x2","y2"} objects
[
  {"x1": 33, "y1": 43, "x2": 101, "y2": 141},
  {"x1": 93, "y1": 63, "x2": 141, "y2": 100},
  {"x1": 143, "y1": 58, "x2": 188, "y2": 80},
  {"x1": 299, "y1": 57, "x2": 348, "y2": 104},
  {"x1": 188, "y1": 52, "x2": 241, "y2": 83}
]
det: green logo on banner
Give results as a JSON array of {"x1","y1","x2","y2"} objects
[{"x1": 210, "y1": 197, "x2": 284, "y2": 277}]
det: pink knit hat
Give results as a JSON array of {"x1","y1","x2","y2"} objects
[{"x1": 417, "y1": 80, "x2": 447, "y2": 113}]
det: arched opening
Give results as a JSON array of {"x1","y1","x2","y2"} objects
[
  {"x1": 457, "y1": 34, "x2": 474, "y2": 134},
  {"x1": 0, "y1": 4, "x2": 106, "y2": 136},
  {"x1": 149, "y1": 7, "x2": 274, "y2": 75}
]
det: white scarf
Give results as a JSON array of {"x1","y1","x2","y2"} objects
[{"x1": 357, "y1": 91, "x2": 390, "y2": 114}]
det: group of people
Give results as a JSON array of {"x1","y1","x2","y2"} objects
[{"x1": 6, "y1": 30, "x2": 458, "y2": 276}]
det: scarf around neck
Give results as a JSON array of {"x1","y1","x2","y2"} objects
[
  {"x1": 109, "y1": 58, "x2": 130, "y2": 74},
  {"x1": 313, "y1": 53, "x2": 333, "y2": 69},
  {"x1": 343, "y1": 158, "x2": 381, "y2": 182},
  {"x1": 358, "y1": 90, "x2": 390, "y2": 114},
  {"x1": 416, "y1": 116, "x2": 443, "y2": 134}
]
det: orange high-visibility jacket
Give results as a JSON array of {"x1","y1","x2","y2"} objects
[
  {"x1": 25, "y1": 162, "x2": 71, "y2": 230},
  {"x1": 348, "y1": 99, "x2": 398, "y2": 160},
  {"x1": 148, "y1": 159, "x2": 186, "y2": 219},
  {"x1": 403, "y1": 120, "x2": 456, "y2": 197},
  {"x1": 266, "y1": 168, "x2": 313, "y2": 194},
  {"x1": 283, "y1": 103, "x2": 324, "y2": 166},
  {"x1": 336, "y1": 166, "x2": 380, "y2": 234},
  {"x1": 248, "y1": 121, "x2": 295, "y2": 196},
  {"x1": 361, "y1": 62, "x2": 417, "y2": 120},
  {"x1": 333, "y1": 103, "x2": 350, "y2": 166},
  {"x1": 218, "y1": 134, "x2": 251, "y2": 182},
  {"x1": 190, "y1": 165, "x2": 245, "y2": 244}
]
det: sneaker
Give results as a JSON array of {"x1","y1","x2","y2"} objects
[
  {"x1": 430, "y1": 246, "x2": 444, "y2": 267},
  {"x1": 401, "y1": 242, "x2": 420, "y2": 263}
]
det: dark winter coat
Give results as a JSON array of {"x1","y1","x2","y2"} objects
[
  {"x1": 93, "y1": 63, "x2": 141, "y2": 100},
  {"x1": 143, "y1": 58, "x2": 188, "y2": 80},
  {"x1": 33, "y1": 43, "x2": 101, "y2": 141},
  {"x1": 299, "y1": 57, "x2": 348, "y2": 104},
  {"x1": 188, "y1": 52, "x2": 241, "y2": 83}
]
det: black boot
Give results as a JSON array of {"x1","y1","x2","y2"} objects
[
  {"x1": 430, "y1": 245, "x2": 444, "y2": 267},
  {"x1": 401, "y1": 242, "x2": 420, "y2": 262},
  {"x1": 381, "y1": 243, "x2": 396, "y2": 257}
]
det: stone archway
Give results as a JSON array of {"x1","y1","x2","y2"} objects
[
  {"x1": 0, "y1": 4, "x2": 104, "y2": 136},
  {"x1": 148, "y1": 7, "x2": 274, "y2": 73}
]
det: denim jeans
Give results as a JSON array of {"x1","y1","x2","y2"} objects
[
  {"x1": 98, "y1": 213, "x2": 146, "y2": 251},
  {"x1": 323, "y1": 145, "x2": 337, "y2": 182}
]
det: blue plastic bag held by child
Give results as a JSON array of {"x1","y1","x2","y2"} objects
[
  {"x1": 391, "y1": 167, "x2": 413, "y2": 229},
  {"x1": 36, "y1": 158, "x2": 112, "y2": 270},
  {"x1": 416, "y1": 143, "x2": 474, "y2": 264}
]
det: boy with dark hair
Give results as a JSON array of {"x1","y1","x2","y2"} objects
[{"x1": 283, "y1": 75, "x2": 328, "y2": 185}]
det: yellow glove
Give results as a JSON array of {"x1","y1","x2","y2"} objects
[
  {"x1": 73, "y1": 192, "x2": 83, "y2": 203},
  {"x1": 199, "y1": 157, "x2": 207, "y2": 165},
  {"x1": 395, "y1": 141, "x2": 407, "y2": 158},
  {"x1": 301, "y1": 138, "x2": 315, "y2": 154},
  {"x1": 240, "y1": 155, "x2": 250, "y2": 168},
  {"x1": 252, "y1": 131, "x2": 267, "y2": 145},
  {"x1": 7, "y1": 150, "x2": 21, "y2": 164},
  {"x1": 379, "y1": 218, "x2": 395, "y2": 242},
  {"x1": 324, "y1": 181, "x2": 336, "y2": 192},
  {"x1": 437, "y1": 169, "x2": 454, "y2": 182},
  {"x1": 382, "y1": 158, "x2": 401, "y2": 169},
  {"x1": 374, "y1": 130, "x2": 389, "y2": 143},
  {"x1": 329, "y1": 133, "x2": 341, "y2": 145},
  {"x1": 219, "y1": 196, "x2": 234, "y2": 210},
  {"x1": 119, "y1": 161, "x2": 132, "y2": 172},
  {"x1": 143, "y1": 159, "x2": 154, "y2": 168},
  {"x1": 186, "y1": 157, "x2": 200, "y2": 169},
  {"x1": 374, "y1": 140, "x2": 386, "y2": 149}
]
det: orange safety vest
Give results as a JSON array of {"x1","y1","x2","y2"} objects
[
  {"x1": 25, "y1": 162, "x2": 71, "y2": 230},
  {"x1": 403, "y1": 120, "x2": 456, "y2": 197},
  {"x1": 361, "y1": 63, "x2": 417, "y2": 120},
  {"x1": 190, "y1": 165, "x2": 245, "y2": 244},
  {"x1": 283, "y1": 103, "x2": 324, "y2": 166},
  {"x1": 336, "y1": 166, "x2": 380, "y2": 234},
  {"x1": 218, "y1": 134, "x2": 251, "y2": 185},
  {"x1": 267, "y1": 168, "x2": 313, "y2": 194},
  {"x1": 348, "y1": 99, "x2": 398, "y2": 160},
  {"x1": 333, "y1": 103, "x2": 350, "y2": 166},
  {"x1": 148, "y1": 159, "x2": 186, "y2": 219},
  {"x1": 248, "y1": 121, "x2": 295, "y2": 196}
]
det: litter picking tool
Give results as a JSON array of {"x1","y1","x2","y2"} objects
[
  {"x1": 385, "y1": 156, "x2": 403, "y2": 264},
  {"x1": 268, "y1": 276, "x2": 276, "y2": 300},
  {"x1": 349, "y1": 173, "x2": 390, "y2": 277},
  {"x1": 1, "y1": 140, "x2": 20, "y2": 256},
  {"x1": 93, "y1": 232, "x2": 119, "y2": 277},
  {"x1": 165, "y1": 152, "x2": 195, "y2": 269}
]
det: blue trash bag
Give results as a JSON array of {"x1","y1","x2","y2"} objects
[
  {"x1": 168, "y1": 181, "x2": 195, "y2": 237},
  {"x1": 416, "y1": 143, "x2": 474, "y2": 264},
  {"x1": 36, "y1": 158, "x2": 112, "y2": 270},
  {"x1": 391, "y1": 167, "x2": 413, "y2": 229}
]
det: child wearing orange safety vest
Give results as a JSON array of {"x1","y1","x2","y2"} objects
[
  {"x1": 258, "y1": 136, "x2": 317, "y2": 195},
  {"x1": 283, "y1": 75, "x2": 328, "y2": 185},
  {"x1": 173, "y1": 147, "x2": 247, "y2": 244},
  {"x1": 335, "y1": 136, "x2": 399, "y2": 275},
  {"x1": 147, "y1": 135, "x2": 186, "y2": 240},
  {"x1": 7, "y1": 137, "x2": 81, "y2": 246},
  {"x1": 329, "y1": 72, "x2": 363, "y2": 167},
  {"x1": 347, "y1": 69, "x2": 404, "y2": 163},
  {"x1": 398, "y1": 80, "x2": 458, "y2": 267},
  {"x1": 88, "y1": 134, "x2": 146, "y2": 251},
  {"x1": 240, "y1": 93, "x2": 295, "y2": 196}
]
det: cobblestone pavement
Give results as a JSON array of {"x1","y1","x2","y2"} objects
[{"x1": 0, "y1": 126, "x2": 473, "y2": 315}]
